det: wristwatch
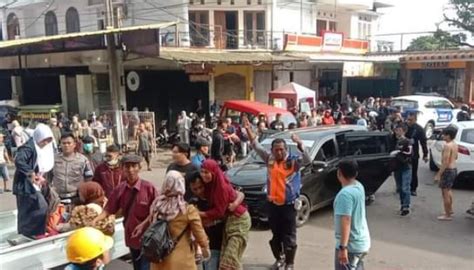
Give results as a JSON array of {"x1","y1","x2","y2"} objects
[{"x1": 338, "y1": 245, "x2": 348, "y2": 251}]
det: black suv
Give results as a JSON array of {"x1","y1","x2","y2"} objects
[{"x1": 227, "y1": 125, "x2": 395, "y2": 227}]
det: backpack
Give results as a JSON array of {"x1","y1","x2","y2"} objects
[{"x1": 140, "y1": 219, "x2": 188, "y2": 263}]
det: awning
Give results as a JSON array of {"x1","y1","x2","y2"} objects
[
  {"x1": 287, "y1": 52, "x2": 401, "y2": 63},
  {"x1": 0, "y1": 22, "x2": 178, "y2": 49},
  {"x1": 158, "y1": 49, "x2": 305, "y2": 64},
  {"x1": 400, "y1": 50, "x2": 474, "y2": 63}
]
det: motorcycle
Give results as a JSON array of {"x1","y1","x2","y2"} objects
[{"x1": 156, "y1": 120, "x2": 180, "y2": 147}]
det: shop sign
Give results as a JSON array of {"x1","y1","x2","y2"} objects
[
  {"x1": 406, "y1": 61, "x2": 466, "y2": 70},
  {"x1": 189, "y1": 74, "x2": 211, "y2": 82},
  {"x1": 322, "y1": 32, "x2": 343, "y2": 52},
  {"x1": 185, "y1": 64, "x2": 214, "y2": 74},
  {"x1": 343, "y1": 62, "x2": 374, "y2": 77}
]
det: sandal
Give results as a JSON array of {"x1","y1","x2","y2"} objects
[{"x1": 437, "y1": 215, "x2": 452, "y2": 221}]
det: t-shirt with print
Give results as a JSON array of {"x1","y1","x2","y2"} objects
[{"x1": 334, "y1": 181, "x2": 371, "y2": 253}]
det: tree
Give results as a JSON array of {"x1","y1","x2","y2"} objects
[
  {"x1": 407, "y1": 29, "x2": 459, "y2": 51},
  {"x1": 443, "y1": 0, "x2": 473, "y2": 48}
]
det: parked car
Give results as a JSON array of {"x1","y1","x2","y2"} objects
[
  {"x1": 227, "y1": 125, "x2": 395, "y2": 227},
  {"x1": 429, "y1": 121, "x2": 474, "y2": 189},
  {"x1": 220, "y1": 100, "x2": 297, "y2": 128},
  {"x1": 391, "y1": 95, "x2": 460, "y2": 139}
]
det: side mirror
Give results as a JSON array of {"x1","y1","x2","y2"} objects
[{"x1": 312, "y1": 161, "x2": 328, "y2": 172}]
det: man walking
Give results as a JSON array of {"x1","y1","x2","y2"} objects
[
  {"x1": 244, "y1": 117, "x2": 310, "y2": 270},
  {"x1": 334, "y1": 159, "x2": 371, "y2": 270},
  {"x1": 405, "y1": 112, "x2": 428, "y2": 196},
  {"x1": 435, "y1": 127, "x2": 458, "y2": 221},
  {"x1": 93, "y1": 154, "x2": 158, "y2": 270}
]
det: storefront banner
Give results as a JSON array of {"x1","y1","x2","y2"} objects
[{"x1": 343, "y1": 62, "x2": 374, "y2": 77}]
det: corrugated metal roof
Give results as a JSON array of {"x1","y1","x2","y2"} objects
[
  {"x1": 0, "y1": 22, "x2": 178, "y2": 49},
  {"x1": 400, "y1": 49, "x2": 474, "y2": 62},
  {"x1": 158, "y1": 49, "x2": 305, "y2": 63}
]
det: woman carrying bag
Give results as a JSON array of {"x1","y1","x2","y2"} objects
[{"x1": 141, "y1": 170, "x2": 210, "y2": 270}]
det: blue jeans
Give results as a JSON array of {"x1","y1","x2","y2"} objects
[
  {"x1": 394, "y1": 168, "x2": 412, "y2": 209},
  {"x1": 130, "y1": 248, "x2": 150, "y2": 270},
  {"x1": 202, "y1": 250, "x2": 221, "y2": 270},
  {"x1": 334, "y1": 249, "x2": 366, "y2": 270}
]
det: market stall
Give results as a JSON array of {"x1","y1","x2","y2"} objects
[{"x1": 268, "y1": 82, "x2": 316, "y2": 114}]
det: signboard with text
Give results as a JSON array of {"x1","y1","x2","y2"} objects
[{"x1": 322, "y1": 32, "x2": 343, "y2": 52}]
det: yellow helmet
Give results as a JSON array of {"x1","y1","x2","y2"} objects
[{"x1": 66, "y1": 227, "x2": 114, "y2": 264}]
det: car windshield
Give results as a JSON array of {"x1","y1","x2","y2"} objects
[
  {"x1": 461, "y1": 129, "x2": 474, "y2": 144},
  {"x1": 246, "y1": 138, "x2": 314, "y2": 163},
  {"x1": 391, "y1": 99, "x2": 418, "y2": 110}
]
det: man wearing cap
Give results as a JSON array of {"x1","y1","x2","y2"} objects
[
  {"x1": 93, "y1": 154, "x2": 158, "y2": 270},
  {"x1": 191, "y1": 137, "x2": 210, "y2": 168}
]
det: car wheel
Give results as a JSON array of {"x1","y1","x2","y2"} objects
[
  {"x1": 429, "y1": 152, "x2": 439, "y2": 172},
  {"x1": 296, "y1": 194, "x2": 311, "y2": 227},
  {"x1": 425, "y1": 122, "x2": 435, "y2": 139}
]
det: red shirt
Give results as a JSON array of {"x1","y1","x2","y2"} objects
[
  {"x1": 105, "y1": 179, "x2": 158, "y2": 249},
  {"x1": 93, "y1": 163, "x2": 125, "y2": 198}
]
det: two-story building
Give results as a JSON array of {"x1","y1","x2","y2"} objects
[{"x1": 0, "y1": 0, "x2": 398, "y2": 126}]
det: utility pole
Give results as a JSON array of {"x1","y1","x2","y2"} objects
[{"x1": 104, "y1": 0, "x2": 124, "y2": 145}]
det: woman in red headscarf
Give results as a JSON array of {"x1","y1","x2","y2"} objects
[
  {"x1": 322, "y1": 110, "x2": 335, "y2": 125},
  {"x1": 200, "y1": 159, "x2": 251, "y2": 270}
]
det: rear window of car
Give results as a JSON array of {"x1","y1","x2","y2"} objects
[
  {"x1": 391, "y1": 99, "x2": 418, "y2": 110},
  {"x1": 461, "y1": 129, "x2": 474, "y2": 144}
]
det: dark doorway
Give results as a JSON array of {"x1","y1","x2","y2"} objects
[
  {"x1": 225, "y1": 11, "x2": 238, "y2": 49},
  {"x1": 125, "y1": 71, "x2": 209, "y2": 131},
  {"x1": 22, "y1": 74, "x2": 61, "y2": 105},
  {"x1": 0, "y1": 78, "x2": 12, "y2": 100}
]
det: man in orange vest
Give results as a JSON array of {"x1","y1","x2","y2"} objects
[{"x1": 243, "y1": 117, "x2": 310, "y2": 270}]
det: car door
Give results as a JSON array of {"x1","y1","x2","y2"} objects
[
  {"x1": 303, "y1": 136, "x2": 340, "y2": 208},
  {"x1": 340, "y1": 131, "x2": 394, "y2": 195},
  {"x1": 430, "y1": 130, "x2": 445, "y2": 167},
  {"x1": 433, "y1": 99, "x2": 454, "y2": 127}
]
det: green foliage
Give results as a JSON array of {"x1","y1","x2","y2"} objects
[
  {"x1": 407, "y1": 30, "x2": 460, "y2": 51},
  {"x1": 443, "y1": 0, "x2": 473, "y2": 47}
]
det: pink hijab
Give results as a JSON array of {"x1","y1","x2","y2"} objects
[{"x1": 151, "y1": 170, "x2": 187, "y2": 221}]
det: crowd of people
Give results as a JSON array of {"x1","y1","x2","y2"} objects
[{"x1": 0, "y1": 94, "x2": 472, "y2": 270}]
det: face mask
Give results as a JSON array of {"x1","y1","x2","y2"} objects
[
  {"x1": 83, "y1": 143, "x2": 94, "y2": 153},
  {"x1": 107, "y1": 159, "x2": 119, "y2": 166}
]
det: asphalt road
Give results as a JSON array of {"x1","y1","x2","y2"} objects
[{"x1": 1, "y1": 150, "x2": 473, "y2": 270}]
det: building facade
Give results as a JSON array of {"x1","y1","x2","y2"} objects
[{"x1": 0, "y1": 0, "x2": 402, "y2": 125}]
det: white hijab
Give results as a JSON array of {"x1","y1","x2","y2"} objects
[{"x1": 33, "y1": 124, "x2": 55, "y2": 173}]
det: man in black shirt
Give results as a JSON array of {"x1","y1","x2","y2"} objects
[
  {"x1": 211, "y1": 119, "x2": 227, "y2": 165},
  {"x1": 270, "y1": 113, "x2": 285, "y2": 131},
  {"x1": 406, "y1": 113, "x2": 428, "y2": 196},
  {"x1": 167, "y1": 143, "x2": 199, "y2": 201}
]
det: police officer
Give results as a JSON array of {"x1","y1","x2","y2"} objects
[
  {"x1": 243, "y1": 117, "x2": 310, "y2": 270},
  {"x1": 405, "y1": 112, "x2": 428, "y2": 196},
  {"x1": 457, "y1": 104, "x2": 471, "y2": 122}
]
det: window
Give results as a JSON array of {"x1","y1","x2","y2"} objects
[
  {"x1": 345, "y1": 135, "x2": 387, "y2": 156},
  {"x1": 244, "y1": 11, "x2": 265, "y2": 46},
  {"x1": 45, "y1": 11, "x2": 58, "y2": 36},
  {"x1": 317, "y1": 19, "x2": 336, "y2": 36},
  {"x1": 461, "y1": 129, "x2": 474, "y2": 144},
  {"x1": 358, "y1": 15, "x2": 372, "y2": 40},
  {"x1": 189, "y1": 11, "x2": 210, "y2": 46},
  {"x1": 315, "y1": 140, "x2": 337, "y2": 162},
  {"x1": 428, "y1": 100, "x2": 453, "y2": 109},
  {"x1": 6, "y1": 13, "x2": 20, "y2": 40},
  {"x1": 66, "y1": 7, "x2": 80, "y2": 33}
]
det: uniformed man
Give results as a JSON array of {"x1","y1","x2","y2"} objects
[{"x1": 243, "y1": 117, "x2": 310, "y2": 270}]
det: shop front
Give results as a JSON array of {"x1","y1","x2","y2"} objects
[{"x1": 400, "y1": 50, "x2": 474, "y2": 104}]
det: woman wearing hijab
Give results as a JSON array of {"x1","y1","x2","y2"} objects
[
  {"x1": 59, "y1": 182, "x2": 115, "y2": 235},
  {"x1": 199, "y1": 159, "x2": 251, "y2": 270},
  {"x1": 145, "y1": 170, "x2": 210, "y2": 270},
  {"x1": 13, "y1": 124, "x2": 54, "y2": 238}
]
